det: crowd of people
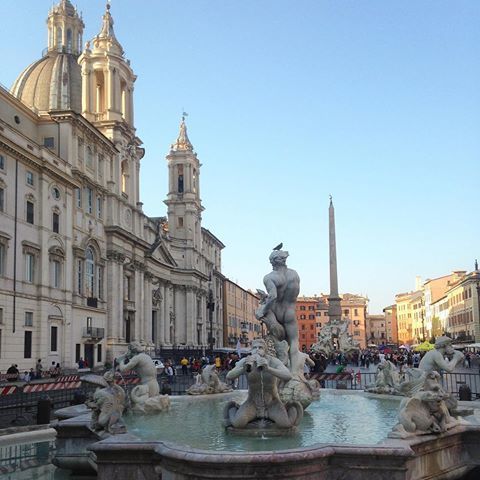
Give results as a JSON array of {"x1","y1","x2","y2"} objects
[{"x1": 2, "y1": 359, "x2": 62, "y2": 382}]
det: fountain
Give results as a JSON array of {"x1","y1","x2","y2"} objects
[{"x1": 51, "y1": 247, "x2": 480, "y2": 479}]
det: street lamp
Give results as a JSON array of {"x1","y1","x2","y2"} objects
[{"x1": 420, "y1": 297, "x2": 426, "y2": 342}]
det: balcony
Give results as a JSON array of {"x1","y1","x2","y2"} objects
[
  {"x1": 87, "y1": 297, "x2": 98, "y2": 308},
  {"x1": 82, "y1": 327, "x2": 105, "y2": 342}
]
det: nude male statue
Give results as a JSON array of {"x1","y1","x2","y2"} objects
[
  {"x1": 225, "y1": 338, "x2": 302, "y2": 428},
  {"x1": 419, "y1": 336, "x2": 464, "y2": 374},
  {"x1": 255, "y1": 249, "x2": 300, "y2": 367},
  {"x1": 115, "y1": 341, "x2": 160, "y2": 398}
]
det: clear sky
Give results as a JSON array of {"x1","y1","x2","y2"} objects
[{"x1": 1, "y1": 1, "x2": 479, "y2": 313}]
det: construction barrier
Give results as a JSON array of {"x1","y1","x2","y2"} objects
[
  {"x1": 23, "y1": 381, "x2": 81, "y2": 393},
  {"x1": 0, "y1": 385, "x2": 17, "y2": 396}
]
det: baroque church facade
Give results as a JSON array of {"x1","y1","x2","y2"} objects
[{"x1": 0, "y1": 1, "x2": 224, "y2": 371}]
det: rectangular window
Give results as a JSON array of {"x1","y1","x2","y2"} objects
[
  {"x1": 86, "y1": 187, "x2": 93, "y2": 214},
  {"x1": 96, "y1": 196, "x2": 102, "y2": 218},
  {"x1": 0, "y1": 243, "x2": 5, "y2": 276},
  {"x1": 25, "y1": 311, "x2": 33, "y2": 326},
  {"x1": 26, "y1": 201, "x2": 34, "y2": 224},
  {"x1": 25, "y1": 253, "x2": 35, "y2": 282},
  {"x1": 97, "y1": 344, "x2": 102, "y2": 363},
  {"x1": 177, "y1": 216, "x2": 184, "y2": 228},
  {"x1": 0, "y1": 329, "x2": 2, "y2": 358},
  {"x1": 98, "y1": 154, "x2": 104, "y2": 180},
  {"x1": 52, "y1": 212, "x2": 59, "y2": 233},
  {"x1": 0, "y1": 308, "x2": 3, "y2": 324},
  {"x1": 0, "y1": 187, "x2": 4, "y2": 212},
  {"x1": 51, "y1": 326, "x2": 58, "y2": 352},
  {"x1": 75, "y1": 343, "x2": 81, "y2": 363},
  {"x1": 43, "y1": 137, "x2": 55, "y2": 149},
  {"x1": 26, "y1": 171, "x2": 34, "y2": 186},
  {"x1": 75, "y1": 188, "x2": 82, "y2": 208},
  {"x1": 354, "y1": 308, "x2": 358, "y2": 316},
  {"x1": 24, "y1": 331, "x2": 32, "y2": 358},
  {"x1": 0, "y1": 154, "x2": 4, "y2": 170},
  {"x1": 97, "y1": 266, "x2": 103, "y2": 299},
  {"x1": 77, "y1": 259, "x2": 83, "y2": 294},
  {"x1": 78, "y1": 138, "x2": 84, "y2": 163},
  {"x1": 52, "y1": 260, "x2": 61, "y2": 288}
]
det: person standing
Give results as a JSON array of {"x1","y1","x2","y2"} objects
[
  {"x1": 180, "y1": 356, "x2": 189, "y2": 375},
  {"x1": 166, "y1": 362, "x2": 174, "y2": 384},
  {"x1": 36, "y1": 359, "x2": 43, "y2": 379}
]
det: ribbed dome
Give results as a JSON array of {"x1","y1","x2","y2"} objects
[{"x1": 11, "y1": 51, "x2": 82, "y2": 113}]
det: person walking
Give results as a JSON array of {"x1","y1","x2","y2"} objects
[{"x1": 180, "y1": 356, "x2": 189, "y2": 375}]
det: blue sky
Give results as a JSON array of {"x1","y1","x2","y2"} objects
[{"x1": 1, "y1": 1, "x2": 479, "y2": 313}]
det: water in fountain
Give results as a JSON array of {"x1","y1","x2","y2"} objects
[{"x1": 124, "y1": 390, "x2": 400, "y2": 452}]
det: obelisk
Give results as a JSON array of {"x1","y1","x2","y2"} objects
[{"x1": 328, "y1": 196, "x2": 342, "y2": 320}]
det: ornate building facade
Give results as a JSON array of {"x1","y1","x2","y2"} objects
[{"x1": 0, "y1": 1, "x2": 224, "y2": 371}]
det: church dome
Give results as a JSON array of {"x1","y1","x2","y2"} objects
[
  {"x1": 10, "y1": 0, "x2": 84, "y2": 114},
  {"x1": 11, "y1": 52, "x2": 81, "y2": 113}
]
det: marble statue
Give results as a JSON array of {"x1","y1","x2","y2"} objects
[
  {"x1": 255, "y1": 249, "x2": 301, "y2": 369},
  {"x1": 279, "y1": 350, "x2": 320, "y2": 408},
  {"x1": 225, "y1": 338, "x2": 303, "y2": 432},
  {"x1": 187, "y1": 364, "x2": 233, "y2": 395},
  {"x1": 254, "y1": 247, "x2": 320, "y2": 408},
  {"x1": 399, "y1": 336, "x2": 464, "y2": 401},
  {"x1": 365, "y1": 360, "x2": 402, "y2": 395},
  {"x1": 115, "y1": 341, "x2": 170, "y2": 413},
  {"x1": 311, "y1": 318, "x2": 359, "y2": 357},
  {"x1": 83, "y1": 370, "x2": 126, "y2": 434},
  {"x1": 390, "y1": 371, "x2": 462, "y2": 438}
]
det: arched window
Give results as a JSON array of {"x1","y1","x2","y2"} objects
[
  {"x1": 66, "y1": 29, "x2": 72, "y2": 53},
  {"x1": 177, "y1": 165, "x2": 184, "y2": 193},
  {"x1": 56, "y1": 27, "x2": 63, "y2": 50},
  {"x1": 193, "y1": 169, "x2": 197, "y2": 193},
  {"x1": 85, "y1": 247, "x2": 95, "y2": 297},
  {"x1": 86, "y1": 146, "x2": 93, "y2": 169}
]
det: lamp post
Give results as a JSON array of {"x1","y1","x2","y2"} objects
[{"x1": 207, "y1": 275, "x2": 215, "y2": 354}]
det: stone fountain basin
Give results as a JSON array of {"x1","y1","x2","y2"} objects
[{"x1": 54, "y1": 390, "x2": 480, "y2": 480}]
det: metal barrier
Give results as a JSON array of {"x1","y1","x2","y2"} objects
[
  {"x1": 0, "y1": 437, "x2": 54, "y2": 475},
  {"x1": 1, "y1": 370, "x2": 479, "y2": 429}
]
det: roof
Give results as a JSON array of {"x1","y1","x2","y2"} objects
[{"x1": 11, "y1": 52, "x2": 82, "y2": 113}]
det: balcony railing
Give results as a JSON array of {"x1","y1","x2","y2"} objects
[
  {"x1": 82, "y1": 327, "x2": 105, "y2": 340},
  {"x1": 87, "y1": 297, "x2": 98, "y2": 308}
]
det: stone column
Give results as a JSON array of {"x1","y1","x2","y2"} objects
[
  {"x1": 328, "y1": 197, "x2": 342, "y2": 320},
  {"x1": 128, "y1": 86, "x2": 134, "y2": 126},
  {"x1": 143, "y1": 273, "x2": 152, "y2": 344},
  {"x1": 186, "y1": 287, "x2": 195, "y2": 345}
]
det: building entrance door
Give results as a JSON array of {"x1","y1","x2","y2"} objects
[{"x1": 84, "y1": 343, "x2": 94, "y2": 368}]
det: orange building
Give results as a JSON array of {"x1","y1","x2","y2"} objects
[{"x1": 296, "y1": 296, "x2": 321, "y2": 350}]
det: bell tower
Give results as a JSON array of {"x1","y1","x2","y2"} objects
[
  {"x1": 78, "y1": 3, "x2": 142, "y2": 207},
  {"x1": 78, "y1": 3, "x2": 135, "y2": 127},
  {"x1": 47, "y1": 0, "x2": 84, "y2": 55},
  {"x1": 165, "y1": 117, "x2": 204, "y2": 253}
]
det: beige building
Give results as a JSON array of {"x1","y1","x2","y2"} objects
[
  {"x1": 395, "y1": 290, "x2": 422, "y2": 345},
  {"x1": 339, "y1": 293, "x2": 368, "y2": 349},
  {"x1": 0, "y1": 1, "x2": 224, "y2": 371},
  {"x1": 445, "y1": 270, "x2": 480, "y2": 343},
  {"x1": 423, "y1": 272, "x2": 465, "y2": 342},
  {"x1": 366, "y1": 314, "x2": 387, "y2": 346},
  {"x1": 382, "y1": 304, "x2": 398, "y2": 344},
  {"x1": 223, "y1": 280, "x2": 263, "y2": 348}
]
